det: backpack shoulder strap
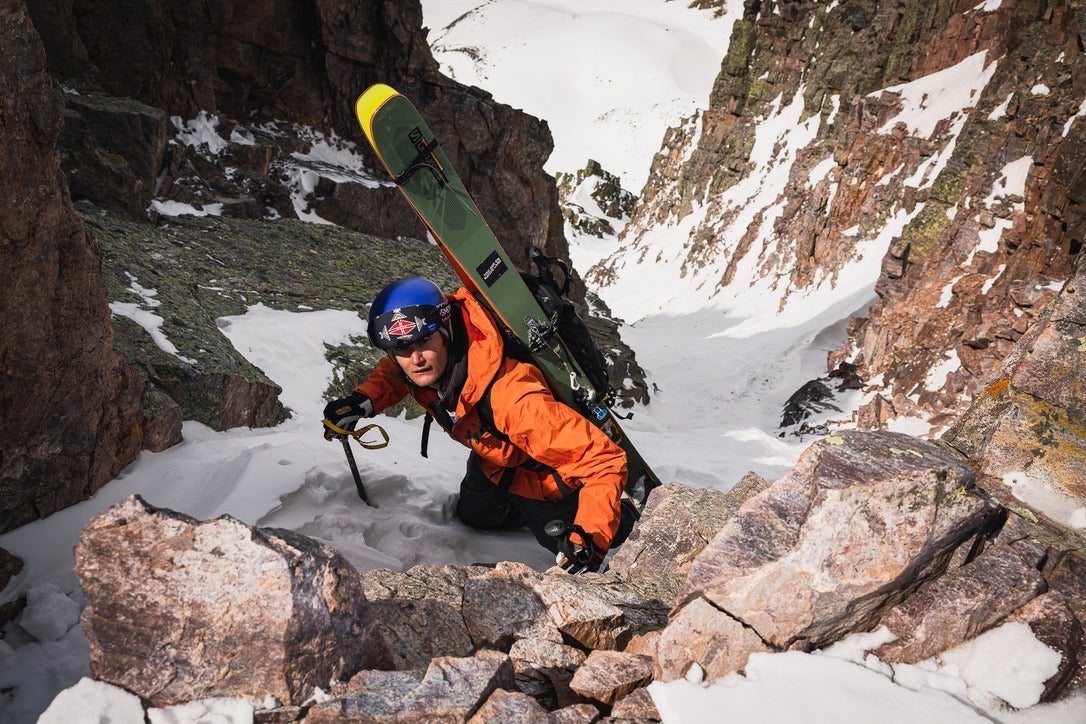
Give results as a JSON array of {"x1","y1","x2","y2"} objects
[{"x1": 475, "y1": 383, "x2": 509, "y2": 444}]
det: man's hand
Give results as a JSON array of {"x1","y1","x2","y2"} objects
[
  {"x1": 545, "y1": 520, "x2": 603, "y2": 574},
  {"x1": 554, "y1": 544, "x2": 602, "y2": 574},
  {"x1": 322, "y1": 392, "x2": 374, "y2": 440}
]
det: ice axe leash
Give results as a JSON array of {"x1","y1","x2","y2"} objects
[{"x1": 322, "y1": 419, "x2": 389, "y2": 507}]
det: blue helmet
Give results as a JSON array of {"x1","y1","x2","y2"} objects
[{"x1": 367, "y1": 277, "x2": 451, "y2": 351}]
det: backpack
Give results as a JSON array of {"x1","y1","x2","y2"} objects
[
  {"x1": 420, "y1": 245, "x2": 619, "y2": 459},
  {"x1": 499, "y1": 245, "x2": 613, "y2": 406}
]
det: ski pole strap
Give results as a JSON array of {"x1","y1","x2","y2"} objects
[{"x1": 321, "y1": 419, "x2": 390, "y2": 450}]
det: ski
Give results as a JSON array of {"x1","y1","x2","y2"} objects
[{"x1": 353, "y1": 83, "x2": 660, "y2": 509}]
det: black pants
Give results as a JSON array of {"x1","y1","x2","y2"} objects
[{"x1": 455, "y1": 454, "x2": 638, "y2": 555}]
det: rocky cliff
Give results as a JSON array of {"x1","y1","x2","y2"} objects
[
  {"x1": 0, "y1": 0, "x2": 578, "y2": 531},
  {"x1": 0, "y1": 4, "x2": 143, "y2": 532},
  {"x1": 593, "y1": 0, "x2": 1084, "y2": 436}
]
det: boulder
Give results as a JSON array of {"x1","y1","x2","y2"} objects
[
  {"x1": 610, "y1": 686, "x2": 661, "y2": 722},
  {"x1": 547, "y1": 704, "x2": 603, "y2": 723},
  {"x1": 662, "y1": 431, "x2": 1000, "y2": 680},
  {"x1": 568, "y1": 650, "x2": 653, "y2": 707},
  {"x1": 533, "y1": 573, "x2": 630, "y2": 651},
  {"x1": 875, "y1": 542, "x2": 1047, "y2": 663},
  {"x1": 59, "y1": 91, "x2": 168, "y2": 219},
  {"x1": 468, "y1": 688, "x2": 549, "y2": 722},
  {"x1": 463, "y1": 562, "x2": 550, "y2": 651},
  {"x1": 509, "y1": 635, "x2": 586, "y2": 709},
  {"x1": 655, "y1": 596, "x2": 772, "y2": 682},
  {"x1": 327, "y1": 670, "x2": 427, "y2": 721},
  {"x1": 75, "y1": 495, "x2": 374, "y2": 706},
  {"x1": 308, "y1": 650, "x2": 514, "y2": 723},
  {"x1": 608, "y1": 474, "x2": 771, "y2": 598},
  {"x1": 358, "y1": 564, "x2": 486, "y2": 671},
  {"x1": 360, "y1": 597, "x2": 475, "y2": 672}
]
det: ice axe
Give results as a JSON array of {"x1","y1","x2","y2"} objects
[{"x1": 322, "y1": 419, "x2": 389, "y2": 507}]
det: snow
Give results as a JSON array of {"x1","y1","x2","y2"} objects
[
  {"x1": 108, "y1": 272, "x2": 199, "y2": 364},
  {"x1": 149, "y1": 199, "x2": 224, "y2": 217},
  {"x1": 875, "y1": 51, "x2": 996, "y2": 139},
  {"x1": 1004, "y1": 471, "x2": 1086, "y2": 531},
  {"x1": 424, "y1": 0, "x2": 741, "y2": 191},
  {"x1": 987, "y1": 156, "x2": 1034, "y2": 203},
  {"x1": 2, "y1": 2, "x2": 1084, "y2": 723}
]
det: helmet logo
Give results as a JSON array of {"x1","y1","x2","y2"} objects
[{"x1": 386, "y1": 311, "x2": 418, "y2": 339}]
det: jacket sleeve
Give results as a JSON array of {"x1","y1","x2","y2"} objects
[
  {"x1": 354, "y1": 356, "x2": 411, "y2": 413},
  {"x1": 491, "y1": 363, "x2": 628, "y2": 552}
]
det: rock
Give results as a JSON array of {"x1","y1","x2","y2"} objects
[
  {"x1": 665, "y1": 431, "x2": 999, "y2": 680},
  {"x1": 75, "y1": 495, "x2": 374, "y2": 707},
  {"x1": 569, "y1": 650, "x2": 653, "y2": 707},
  {"x1": 622, "y1": 630, "x2": 662, "y2": 658},
  {"x1": 779, "y1": 379, "x2": 838, "y2": 429},
  {"x1": 608, "y1": 476, "x2": 770, "y2": 601},
  {"x1": 469, "y1": 688, "x2": 549, "y2": 722},
  {"x1": 362, "y1": 597, "x2": 475, "y2": 672},
  {"x1": 325, "y1": 669, "x2": 427, "y2": 720},
  {"x1": 1046, "y1": 551, "x2": 1086, "y2": 628},
  {"x1": 555, "y1": 159, "x2": 637, "y2": 238},
  {"x1": 655, "y1": 596, "x2": 772, "y2": 682},
  {"x1": 59, "y1": 91, "x2": 168, "y2": 219},
  {"x1": 610, "y1": 685, "x2": 661, "y2": 721},
  {"x1": 0, "y1": 0, "x2": 144, "y2": 533},
  {"x1": 533, "y1": 573, "x2": 630, "y2": 651},
  {"x1": 875, "y1": 543, "x2": 1047, "y2": 663},
  {"x1": 139, "y1": 384, "x2": 184, "y2": 452},
  {"x1": 309, "y1": 650, "x2": 514, "y2": 723},
  {"x1": 549, "y1": 704, "x2": 602, "y2": 722},
  {"x1": 509, "y1": 634, "x2": 586, "y2": 709},
  {"x1": 463, "y1": 562, "x2": 550, "y2": 651},
  {"x1": 359, "y1": 564, "x2": 487, "y2": 671}
]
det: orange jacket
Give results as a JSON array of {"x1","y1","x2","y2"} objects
[{"x1": 356, "y1": 288, "x2": 628, "y2": 551}]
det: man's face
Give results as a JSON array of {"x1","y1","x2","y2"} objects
[{"x1": 392, "y1": 332, "x2": 448, "y2": 387}]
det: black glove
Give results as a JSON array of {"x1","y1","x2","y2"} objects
[
  {"x1": 323, "y1": 391, "x2": 374, "y2": 440},
  {"x1": 545, "y1": 520, "x2": 603, "y2": 574},
  {"x1": 556, "y1": 544, "x2": 603, "y2": 574}
]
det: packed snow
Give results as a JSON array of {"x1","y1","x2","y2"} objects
[{"x1": 1, "y1": 1, "x2": 1083, "y2": 722}]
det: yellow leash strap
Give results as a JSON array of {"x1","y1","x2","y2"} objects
[{"x1": 322, "y1": 419, "x2": 390, "y2": 450}]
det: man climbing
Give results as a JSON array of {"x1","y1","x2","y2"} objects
[{"x1": 323, "y1": 277, "x2": 637, "y2": 572}]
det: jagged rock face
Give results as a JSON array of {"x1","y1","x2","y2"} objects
[
  {"x1": 594, "y1": 0, "x2": 1085, "y2": 429},
  {"x1": 943, "y1": 251, "x2": 1086, "y2": 510},
  {"x1": 29, "y1": 0, "x2": 567, "y2": 278},
  {"x1": 0, "y1": 3, "x2": 144, "y2": 532},
  {"x1": 661, "y1": 430, "x2": 1000, "y2": 680}
]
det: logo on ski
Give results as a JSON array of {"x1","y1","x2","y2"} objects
[{"x1": 477, "y1": 250, "x2": 508, "y2": 287}]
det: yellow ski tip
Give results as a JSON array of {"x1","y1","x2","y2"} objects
[{"x1": 355, "y1": 84, "x2": 401, "y2": 146}]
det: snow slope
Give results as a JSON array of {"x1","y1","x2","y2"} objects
[{"x1": 0, "y1": 1, "x2": 1082, "y2": 722}]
